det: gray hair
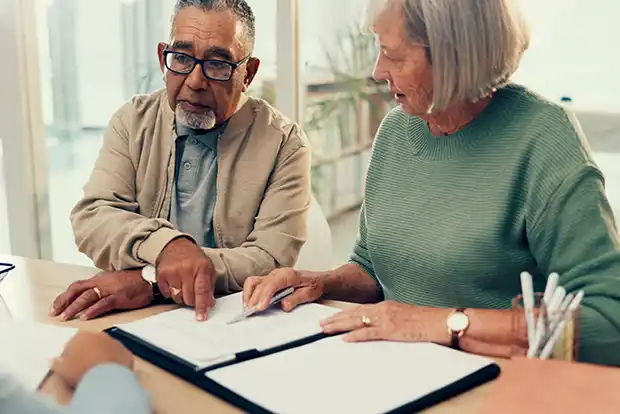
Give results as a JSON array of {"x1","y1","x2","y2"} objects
[
  {"x1": 368, "y1": 0, "x2": 530, "y2": 111},
  {"x1": 172, "y1": 0, "x2": 256, "y2": 52}
]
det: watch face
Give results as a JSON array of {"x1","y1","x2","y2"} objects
[
  {"x1": 448, "y1": 312, "x2": 469, "y2": 331},
  {"x1": 142, "y1": 265, "x2": 157, "y2": 283}
]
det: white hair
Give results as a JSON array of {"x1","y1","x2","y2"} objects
[{"x1": 367, "y1": 0, "x2": 530, "y2": 111}]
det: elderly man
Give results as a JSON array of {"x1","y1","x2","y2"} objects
[{"x1": 49, "y1": 0, "x2": 310, "y2": 322}]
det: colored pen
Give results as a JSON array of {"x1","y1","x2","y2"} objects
[
  {"x1": 520, "y1": 272, "x2": 536, "y2": 347},
  {"x1": 528, "y1": 288, "x2": 568, "y2": 358},
  {"x1": 227, "y1": 287, "x2": 296, "y2": 325},
  {"x1": 542, "y1": 273, "x2": 559, "y2": 305},
  {"x1": 539, "y1": 290, "x2": 584, "y2": 359}
]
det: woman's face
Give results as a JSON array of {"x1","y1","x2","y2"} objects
[{"x1": 371, "y1": 2, "x2": 433, "y2": 117}]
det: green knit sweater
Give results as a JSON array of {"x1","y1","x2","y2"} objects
[{"x1": 351, "y1": 84, "x2": 620, "y2": 366}]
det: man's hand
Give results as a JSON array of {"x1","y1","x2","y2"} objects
[
  {"x1": 51, "y1": 331, "x2": 134, "y2": 388},
  {"x1": 243, "y1": 268, "x2": 325, "y2": 312},
  {"x1": 49, "y1": 270, "x2": 153, "y2": 321},
  {"x1": 156, "y1": 237, "x2": 216, "y2": 321}
]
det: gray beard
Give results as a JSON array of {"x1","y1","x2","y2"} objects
[{"x1": 176, "y1": 106, "x2": 216, "y2": 130}]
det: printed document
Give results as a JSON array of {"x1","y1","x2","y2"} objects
[{"x1": 118, "y1": 292, "x2": 341, "y2": 368}]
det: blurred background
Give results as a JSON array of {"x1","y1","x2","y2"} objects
[{"x1": 1, "y1": 0, "x2": 619, "y2": 267}]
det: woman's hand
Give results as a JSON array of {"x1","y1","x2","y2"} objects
[
  {"x1": 51, "y1": 331, "x2": 134, "y2": 388},
  {"x1": 243, "y1": 268, "x2": 325, "y2": 312},
  {"x1": 321, "y1": 301, "x2": 452, "y2": 344},
  {"x1": 49, "y1": 269, "x2": 154, "y2": 321}
]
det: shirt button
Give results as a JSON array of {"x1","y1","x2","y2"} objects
[
  {"x1": 189, "y1": 138, "x2": 197, "y2": 145},
  {"x1": 183, "y1": 161, "x2": 192, "y2": 170}
]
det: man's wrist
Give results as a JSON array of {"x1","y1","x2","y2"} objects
[
  {"x1": 138, "y1": 228, "x2": 188, "y2": 266},
  {"x1": 156, "y1": 236, "x2": 198, "y2": 264}
]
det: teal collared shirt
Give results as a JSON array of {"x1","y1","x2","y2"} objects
[{"x1": 170, "y1": 122, "x2": 227, "y2": 248}]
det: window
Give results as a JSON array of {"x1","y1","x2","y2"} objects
[
  {"x1": 36, "y1": 0, "x2": 277, "y2": 265},
  {"x1": 300, "y1": 0, "x2": 392, "y2": 218},
  {"x1": 0, "y1": 144, "x2": 9, "y2": 254},
  {"x1": 245, "y1": 0, "x2": 277, "y2": 105},
  {"x1": 514, "y1": 0, "x2": 620, "y2": 111},
  {"x1": 513, "y1": 0, "x2": 620, "y2": 219}
]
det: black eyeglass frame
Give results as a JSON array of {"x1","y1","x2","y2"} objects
[
  {"x1": 0, "y1": 262, "x2": 15, "y2": 283},
  {"x1": 163, "y1": 50, "x2": 251, "y2": 82}
]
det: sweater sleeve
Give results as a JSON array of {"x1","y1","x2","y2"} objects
[
  {"x1": 527, "y1": 165, "x2": 620, "y2": 366},
  {"x1": 349, "y1": 202, "x2": 378, "y2": 281}
]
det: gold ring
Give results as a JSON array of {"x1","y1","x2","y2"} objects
[
  {"x1": 361, "y1": 315, "x2": 372, "y2": 327},
  {"x1": 92, "y1": 287, "x2": 102, "y2": 300},
  {"x1": 170, "y1": 287, "x2": 182, "y2": 297}
]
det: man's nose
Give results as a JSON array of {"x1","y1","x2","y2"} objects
[{"x1": 185, "y1": 63, "x2": 209, "y2": 90}]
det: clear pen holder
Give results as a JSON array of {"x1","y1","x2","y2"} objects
[{"x1": 511, "y1": 293, "x2": 581, "y2": 361}]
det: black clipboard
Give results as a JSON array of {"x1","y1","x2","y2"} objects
[
  {"x1": 0, "y1": 262, "x2": 15, "y2": 283},
  {"x1": 106, "y1": 325, "x2": 500, "y2": 414}
]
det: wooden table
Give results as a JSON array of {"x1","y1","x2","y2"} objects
[{"x1": 0, "y1": 254, "x2": 498, "y2": 413}]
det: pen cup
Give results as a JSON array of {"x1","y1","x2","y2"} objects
[{"x1": 511, "y1": 293, "x2": 581, "y2": 361}]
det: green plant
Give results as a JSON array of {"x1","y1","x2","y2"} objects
[{"x1": 304, "y1": 24, "x2": 391, "y2": 149}]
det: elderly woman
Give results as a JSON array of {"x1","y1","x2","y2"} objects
[{"x1": 243, "y1": 0, "x2": 620, "y2": 366}]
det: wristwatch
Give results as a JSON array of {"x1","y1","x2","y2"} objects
[
  {"x1": 141, "y1": 265, "x2": 170, "y2": 305},
  {"x1": 446, "y1": 308, "x2": 470, "y2": 350}
]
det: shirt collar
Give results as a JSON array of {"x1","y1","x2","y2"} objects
[{"x1": 176, "y1": 121, "x2": 228, "y2": 150}]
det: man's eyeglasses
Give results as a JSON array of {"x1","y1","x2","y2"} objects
[
  {"x1": 163, "y1": 50, "x2": 250, "y2": 81},
  {"x1": 0, "y1": 262, "x2": 15, "y2": 284}
]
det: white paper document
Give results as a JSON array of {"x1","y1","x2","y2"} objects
[
  {"x1": 206, "y1": 337, "x2": 497, "y2": 414},
  {"x1": 118, "y1": 292, "x2": 341, "y2": 368},
  {"x1": 0, "y1": 322, "x2": 77, "y2": 390}
]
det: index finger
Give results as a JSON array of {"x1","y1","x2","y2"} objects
[
  {"x1": 248, "y1": 272, "x2": 298, "y2": 311},
  {"x1": 320, "y1": 305, "x2": 366, "y2": 326},
  {"x1": 49, "y1": 281, "x2": 91, "y2": 316},
  {"x1": 181, "y1": 269, "x2": 196, "y2": 307},
  {"x1": 242, "y1": 276, "x2": 262, "y2": 308},
  {"x1": 194, "y1": 267, "x2": 214, "y2": 321}
]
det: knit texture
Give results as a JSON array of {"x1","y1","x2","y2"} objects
[{"x1": 351, "y1": 84, "x2": 620, "y2": 365}]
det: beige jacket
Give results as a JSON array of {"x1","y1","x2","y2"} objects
[{"x1": 70, "y1": 89, "x2": 311, "y2": 293}]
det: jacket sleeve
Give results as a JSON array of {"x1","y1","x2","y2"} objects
[
  {"x1": 527, "y1": 165, "x2": 620, "y2": 366},
  {"x1": 203, "y1": 127, "x2": 312, "y2": 293},
  {"x1": 70, "y1": 104, "x2": 181, "y2": 271}
]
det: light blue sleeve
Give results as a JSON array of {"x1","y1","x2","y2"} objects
[
  {"x1": 0, "y1": 371, "x2": 63, "y2": 414},
  {"x1": 67, "y1": 364, "x2": 151, "y2": 414},
  {"x1": 0, "y1": 365, "x2": 151, "y2": 414}
]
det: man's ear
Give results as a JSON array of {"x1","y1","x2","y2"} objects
[
  {"x1": 242, "y1": 57, "x2": 261, "y2": 92},
  {"x1": 157, "y1": 42, "x2": 168, "y2": 74}
]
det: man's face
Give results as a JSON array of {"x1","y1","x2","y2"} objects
[{"x1": 158, "y1": 7, "x2": 260, "y2": 130}]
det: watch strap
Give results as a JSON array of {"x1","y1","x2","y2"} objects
[
  {"x1": 150, "y1": 281, "x2": 173, "y2": 305},
  {"x1": 450, "y1": 307, "x2": 467, "y2": 350}
]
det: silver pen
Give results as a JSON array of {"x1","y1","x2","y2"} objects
[{"x1": 227, "y1": 287, "x2": 296, "y2": 324}]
